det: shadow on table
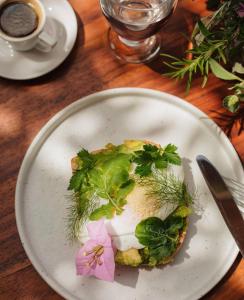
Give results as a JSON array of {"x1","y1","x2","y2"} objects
[{"x1": 210, "y1": 107, "x2": 244, "y2": 137}]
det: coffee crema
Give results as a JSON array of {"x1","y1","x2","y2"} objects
[{"x1": 0, "y1": 1, "x2": 38, "y2": 38}]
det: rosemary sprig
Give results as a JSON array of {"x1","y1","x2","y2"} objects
[
  {"x1": 161, "y1": 0, "x2": 244, "y2": 117},
  {"x1": 162, "y1": 38, "x2": 227, "y2": 92}
]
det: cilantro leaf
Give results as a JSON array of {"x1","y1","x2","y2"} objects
[{"x1": 135, "y1": 215, "x2": 185, "y2": 265}]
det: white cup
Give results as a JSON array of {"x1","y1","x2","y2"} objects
[{"x1": 0, "y1": 0, "x2": 57, "y2": 52}]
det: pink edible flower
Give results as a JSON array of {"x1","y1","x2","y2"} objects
[
  {"x1": 237, "y1": 3, "x2": 244, "y2": 17},
  {"x1": 76, "y1": 219, "x2": 115, "y2": 282}
]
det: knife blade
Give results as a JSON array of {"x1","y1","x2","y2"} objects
[{"x1": 196, "y1": 155, "x2": 244, "y2": 257}]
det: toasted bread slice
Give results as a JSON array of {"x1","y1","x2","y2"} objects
[{"x1": 71, "y1": 140, "x2": 188, "y2": 267}]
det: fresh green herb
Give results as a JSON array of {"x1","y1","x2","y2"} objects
[
  {"x1": 133, "y1": 143, "x2": 181, "y2": 177},
  {"x1": 161, "y1": 0, "x2": 244, "y2": 119},
  {"x1": 88, "y1": 153, "x2": 134, "y2": 219},
  {"x1": 135, "y1": 215, "x2": 186, "y2": 266},
  {"x1": 67, "y1": 142, "x2": 187, "y2": 241},
  {"x1": 135, "y1": 165, "x2": 193, "y2": 266},
  {"x1": 68, "y1": 170, "x2": 85, "y2": 192},
  {"x1": 163, "y1": 144, "x2": 182, "y2": 165},
  {"x1": 68, "y1": 148, "x2": 135, "y2": 231},
  {"x1": 77, "y1": 149, "x2": 95, "y2": 168},
  {"x1": 137, "y1": 169, "x2": 193, "y2": 208},
  {"x1": 66, "y1": 190, "x2": 98, "y2": 241},
  {"x1": 162, "y1": 38, "x2": 227, "y2": 92},
  {"x1": 68, "y1": 149, "x2": 95, "y2": 191}
]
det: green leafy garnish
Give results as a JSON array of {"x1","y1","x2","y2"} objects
[
  {"x1": 68, "y1": 148, "x2": 95, "y2": 191},
  {"x1": 133, "y1": 143, "x2": 181, "y2": 177},
  {"x1": 135, "y1": 215, "x2": 186, "y2": 266},
  {"x1": 134, "y1": 169, "x2": 193, "y2": 265},
  {"x1": 68, "y1": 170, "x2": 85, "y2": 192},
  {"x1": 67, "y1": 148, "x2": 135, "y2": 239},
  {"x1": 88, "y1": 154, "x2": 135, "y2": 220},
  {"x1": 138, "y1": 169, "x2": 193, "y2": 208},
  {"x1": 66, "y1": 189, "x2": 97, "y2": 241},
  {"x1": 163, "y1": 144, "x2": 182, "y2": 165},
  {"x1": 67, "y1": 141, "x2": 187, "y2": 241},
  {"x1": 161, "y1": 0, "x2": 244, "y2": 122}
]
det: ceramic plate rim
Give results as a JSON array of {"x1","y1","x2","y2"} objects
[
  {"x1": 0, "y1": 0, "x2": 77, "y2": 80},
  {"x1": 15, "y1": 88, "x2": 242, "y2": 300}
]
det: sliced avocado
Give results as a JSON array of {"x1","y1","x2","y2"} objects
[
  {"x1": 115, "y1": 248, "x2": 143, "y2": 267},
  {"x1": 173, "y1": 206, "x2": 192, "y2": 218},
  {"x1": 118, "y1": 140, "x2": 145, "y2": 154}
]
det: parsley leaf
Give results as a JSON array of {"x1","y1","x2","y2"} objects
[
  {"x1": 133, "y1": 143, "x2": 181, "y2": 177},
  {"x1": 77, "y1": 149, "x2": 95, "y2": 169},
  {"x1": 68, "y1": 170, "x2": 85, "y2": 192},
  {"x1": 68, "y1": 148, "x2": 95, "y2": 191},
  {"x1": 163, "y1": 144, "x2": 181, "y2": 165}
]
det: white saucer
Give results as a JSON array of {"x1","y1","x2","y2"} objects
[{"x1": 0, "y1": 0, "x2": 77, "y2": 80}]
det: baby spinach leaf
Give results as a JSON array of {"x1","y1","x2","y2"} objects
[
  {"x1": 116, "y1": 179, "x2": 135, "y2": 203},
  {"x1": 88, "y1": 153, "x2": 134, "y2": 219},
  {"x1": 89, "y1": 203, "x2": 115, "y2": 220},
  {"x1": 135, "y1": 215, "x2": 184, "y2": 264}
]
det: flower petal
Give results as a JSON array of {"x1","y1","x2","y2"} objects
[
  {"x1": 93, "y1": 247, "x2": 115, "y2": 282},
  {"x1": 87, "y1": 219, "x2": 111, "y2": 246},
  {"x1": 76, "y1": 220, "x2": 116, "y2": 281},
  {"x1": 76, "y1": 240, "x2": 98, "y2": 276}
]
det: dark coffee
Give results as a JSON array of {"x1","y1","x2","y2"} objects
[{"x1": 0, "y1": 1, "x2": 38, "y2": 37}]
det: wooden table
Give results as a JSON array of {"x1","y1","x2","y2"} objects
[{"x1": 0, "y1": 0, "x2": 243, "y2": 299}]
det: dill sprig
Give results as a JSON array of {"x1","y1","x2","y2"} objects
[
  {"x1": 137, "y1": 169, "x2": 193, "y2": 208},
  {"x1": 66, "y1": 191, "x2": 98, "y2": 242}
]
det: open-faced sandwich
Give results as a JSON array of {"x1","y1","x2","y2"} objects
[{"x1": 67, "y1": 140, "x2": 193, "y2": 281}]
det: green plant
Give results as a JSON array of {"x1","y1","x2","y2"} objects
[{"x1": 162, "y1": 0, "x2": 244, "y2": 115}]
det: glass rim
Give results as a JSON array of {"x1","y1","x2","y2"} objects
[{"x1": 102, "y1": 0, "x2": 172, "y2": 12}]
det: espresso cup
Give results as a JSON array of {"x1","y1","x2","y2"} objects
[{"x1": 0, "y1": 0, "x2": 56, "y2": 52}]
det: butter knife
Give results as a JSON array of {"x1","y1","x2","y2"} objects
[{"x1": 196, "y1": 155, "x2": 244, "y2": 257}]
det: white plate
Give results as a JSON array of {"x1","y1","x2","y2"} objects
[
  {"x1": 15, "y1": 88, "x2": 243, "y2": 300},
  {"x1": 0, "y1": 0, "x2": 77, "y2": 80}
]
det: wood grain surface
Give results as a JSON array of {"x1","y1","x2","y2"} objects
[{"x1": 0, "y1": 0, "x2": 243, "y2": 299}]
